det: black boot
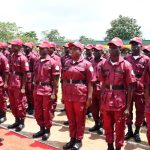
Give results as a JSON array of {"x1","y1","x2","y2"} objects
[
  {"x1": 125, "y1": 125, "x2": 134, "y2": 140},
  {"x1": 42, "y1": 128, "x2": 50, "y2": 141},
  {"x1": 63, "y1": 121, "x2": 69, "y2": 126},
  {"x1": 33, "y1": 127, "x2": 45, "y2": 138},
  {"x1": 134, "y1": 126, "x2": 141, "y2": 143},
  {"x1": 63, "y1": 138, "x2": 76, "y2": 150},
  {"x1": 27, "y1": 104, "x2": 34, "y2": 115},
  {"x1": 15, "y1": 119, "x2": 25, "y2": 132},
  {"x1": 7, "y1": 118, "x2": 20, "y2": 129},
  {"x1": 71, "y1": 139, "x2": 82, "y2": 150},
  {"x1": 89, "y1": 121, "x2": 100, "y2": 132},
  {"x1": 0, "y1": 112, "x2": 6, "y2": 124},
  {"x1": 0, "y1": 138, "x2": 4, "y2": 142},
  {"x1": 97, "y1": 127, "x2": 103, "y2": 135},
  {"x1": 107, "y1": 143, "x2": 114, "y2": 150}
]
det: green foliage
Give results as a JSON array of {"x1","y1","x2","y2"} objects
[
  {"x1": 42, "y1": 29, "x2": 65, "y2": 42},
  {"x1": 0, "y1": 22, "x2": 20, "y2": 42},
  {"x1": 17, "y1": 31, "x2": 38, "y2": 43},
  {"x1": 105, "y1": 15, "x2": 142, "y2": 40},
  {"x1": 79, "y1": 35, "x2": 94, "y2": 44}
]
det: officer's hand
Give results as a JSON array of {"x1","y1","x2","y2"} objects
[
  {"x1": 51, "y1": 93, "x2": 56, "y2": 100},
  {"x1": 86, "y1": 97, "x2": 92, "y2": 109},
  {"x1": 124, "y1": 108, "x2": 129, "y2": 116},
  {"x1": 21, "y1": 88, "x2": 25, "y2": 94}
]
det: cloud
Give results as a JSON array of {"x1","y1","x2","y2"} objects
[{"x1": 0, "y1": 0, "x2": 149, "y2": 40}]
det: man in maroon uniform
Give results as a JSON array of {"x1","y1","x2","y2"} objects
[
  {"x1": 125, "y1": 37, "x2": 149, "y2": 142},
  {"x1": 98, "y1": 37, "x2": 135, "y2": 150},
  {"x1": 7, "y1": 39, "x2": 29, "y2": 132}
]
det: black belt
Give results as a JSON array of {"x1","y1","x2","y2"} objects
[
  {"x1": 65, "y1": 80, "x2": 86, "y2": 84},
  {"x1": 104, "y1": 84, "x2": 125, "y2": 90},
  {"x1": 36, "y1": 81, "x2": 52, "y2": 86},
  {"x1": 11, "y1": 71, "x2": 23, "y2": 76},
  {"x1": 135, "y1": 73, "x2": 142, "y2": 78}
]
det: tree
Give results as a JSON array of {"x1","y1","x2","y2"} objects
[
  {"x1": 41, "y1": 29, "x2": 65, "y2": 43},
  {"x1": 105, "y1": 15, "x2": 142, "y2": 40},
  {"x1": 0, "y1": 22, "x2": 20, "y2": 42},
  {"x1": 17, "y1": 31, "x2": 38, "y2": 43},
  {"x1": 79, "y1": 35, "x2": 94, "y2": 44}
]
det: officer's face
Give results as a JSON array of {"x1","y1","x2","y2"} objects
[
  {"x1": 48, "y1": 48, "x2": 55, "y2": 55},
  {"x1": 64, "y1": 47, "x2": 70, "y2": 54},
  {"x1": 131, "y1": 42, "x2": 141, "y2": 54},
  {"x1": 11, "y1": 45, "x2": 22, "y2": 52},
  {"x1": 85, "y1": 49, "x2": 92, "y2": 57},
  {"x1": 24, "y1": 46, "x2": 31, "y2": 54},
  {"x1": 70, "y1": 46, "x2": 81, "y2": 59},
  {"x1": 39, "y1": 47, "x2": 48, "y2": 57},
  {"x1": 109, "y1": 44, "x2": 120, "y2": 57},
  {"x1": 93, "y1": 49, "x2": 101, "y2": 58}
]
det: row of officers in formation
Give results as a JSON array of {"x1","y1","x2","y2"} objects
[{"x1": 0, "y1": 37, "x2": 150, "y2": 150}]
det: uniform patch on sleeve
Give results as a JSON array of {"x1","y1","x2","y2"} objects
[
  {"x1": 25, "y1": 62, "x2": 29, "y2": 66},
  {"x1": 89, "y1": 66, "x2": 94, "y2": 72},
  {"x1": 131, "y1": 70, "x2": 135, "y2": 76},
  {"x1": 6, "y1": 64, "x2": 9, "y2": 68},
  {"x1": 55, "y1": 65, "x2": 60, "y2": 71}
]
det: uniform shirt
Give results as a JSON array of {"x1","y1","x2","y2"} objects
[
  {"x1": 98, "y1": 56, "x2": 135, "y2": 111},
  {"x1": 26, "y1": 52, "x2": 38, "y2": 82},
  {"x1": 142, "y1": 60, "x2": 150, "y2": 112},
  {"x1": 62, "y1": 57, "x2": 95, "y2": 102},
  {"x1": 50, "y1": 53, "x2": 62, "y2": 70},
  {"x1": 0, "y1": 52, "x2": 9, "y2": 86},
  {"x1": 33, "y1": 55, "x2": 60, "y2": 96},
  {"x1": 91, "y1": 57, "x2": 106, "y2": 92},
  {"x1": 8, "y1": 52, "x2": 29, "y2": 88},
  {"x1": 125, "y1": 54, "x2": 149, "y2": 79}
]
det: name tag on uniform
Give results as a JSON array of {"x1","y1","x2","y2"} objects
[
  {"x1": 89, "y1": 66, "x2": 94, "y2": 72},
  {"x1": 55, "y1": 66, "x2": 59, "y2": 71},
  {"x1": 25, "y1": 62, "x2": 29, "y2": 66}
]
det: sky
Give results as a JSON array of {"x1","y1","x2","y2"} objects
[{"x1": 0, "y1": 0, "x2": 150, "y2": 40}]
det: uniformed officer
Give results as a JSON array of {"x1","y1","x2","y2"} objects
[
  {"x1": 32, "y1": 41, "x2": 60, "y2": 141},
  {"x1": 98, "y1": 37, "x2": 135, "y2": 150},
  {"x1": 84, "y1": 44, "x2": 93, "y2": 62},
  {"x1": 0, "y1": 42, "x2": 9, "y2": 124},
  {"x1": 142, "y1": 45, "x2": 150, "y2": 58},
  {"x1": 142, "y1": 60, "x2": 150, "y2": 146},
  {"x1": 62, "y1": 42, "x2": 94, "y2": 150},
  {"x1": 23, "y1": 42, "x2": 38, "y2": 115},
  {"x1": 88, "y1": 44, "x2": 105, "y2": 135},
  {"x1": 125, "y1": 37, "x2": 149, "y2": 142},
  {"x1": 7, "y1": 39, "x2": 29, "y2": 132},
  {"x1": 48, "y1": 41, "x2": 61, "y2": 116}
]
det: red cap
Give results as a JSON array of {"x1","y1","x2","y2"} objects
[
  {"x1": 0, "y1": 42, "x2": 7, "y2": 49},
  {"x1": 10, "y1": 39, "x2": 23, "y2": 46},
  {"x1": 108, "y1": 37, "x2": 123, "y2": 47},
  {"x1": 24, "y1": 42, "x2": 34, "y2": 49},
  {"x1": 94, "y1": 44, "x2": 103, "y2": 51},
  {"x1": 39, "y1": 42, "x2": 50, "y2": 48},
  {"x1": 64, "y1": 43, "x2": 69, "y2": 48},
  {"x1": 130, "y1": 37, "x2": 142, "y2": 44},
  {"x1": 68, "y1": 42, "x2": 84, "y2": 51},
  {"x1": 49, "y1": 42, "x2": 56, "y2": 48},
  {"x1": 143, "y1": 45, "x2": 150, "y2": 52},
  {"x1": 85, "y1": 44, "x2": 94, "y2": 50}
]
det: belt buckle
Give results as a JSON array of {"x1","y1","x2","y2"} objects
[
  {"x1": 39, "y1": 82, "x2": 42, "y2": 85},
  {"x1": 13, "y1": 71, "x2": 16, "y2": 75},
  {"x1": 110, "y1": 84, "x2": 112, "y2": 90},
  {"x1": 70, "y1": 79, "x2": 72, "y2": 84}
]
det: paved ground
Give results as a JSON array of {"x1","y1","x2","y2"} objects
[{"x1": 0, "y1": 102, "x2": 149, "y2": 150}]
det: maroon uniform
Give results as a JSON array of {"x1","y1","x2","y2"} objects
[
  {"x1": 8, "y1": 52, "x2": 29, "y2": 119},
  {"x1": 62, "y1": 56, "x2": 94, "y2": 140},
  {"x1": 33, "y1": 55, "x2": 60, "y2": 128},
  {"x1": 142, "y1": 60, "x2": 150, "y2": 145},
  {"x1": 125, "y1": 53, "x2": 149, "y2": 127}
]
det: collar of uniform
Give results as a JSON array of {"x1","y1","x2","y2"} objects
[
  {"x1": 13, "y1": 52, "x2": 22, "y2": 56},
  {"x1": 109, "y1": 56, "x2": 124, "y2": 65},
  {"x1": 132, "y1": 53, "x2": 143, "y2": 60},
  {"x1": 40, "y1": 55, "x2": 51, "y2": 62},
  {"x1": 71, "y1": 56, "x2": 84, "y2": 64}
]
